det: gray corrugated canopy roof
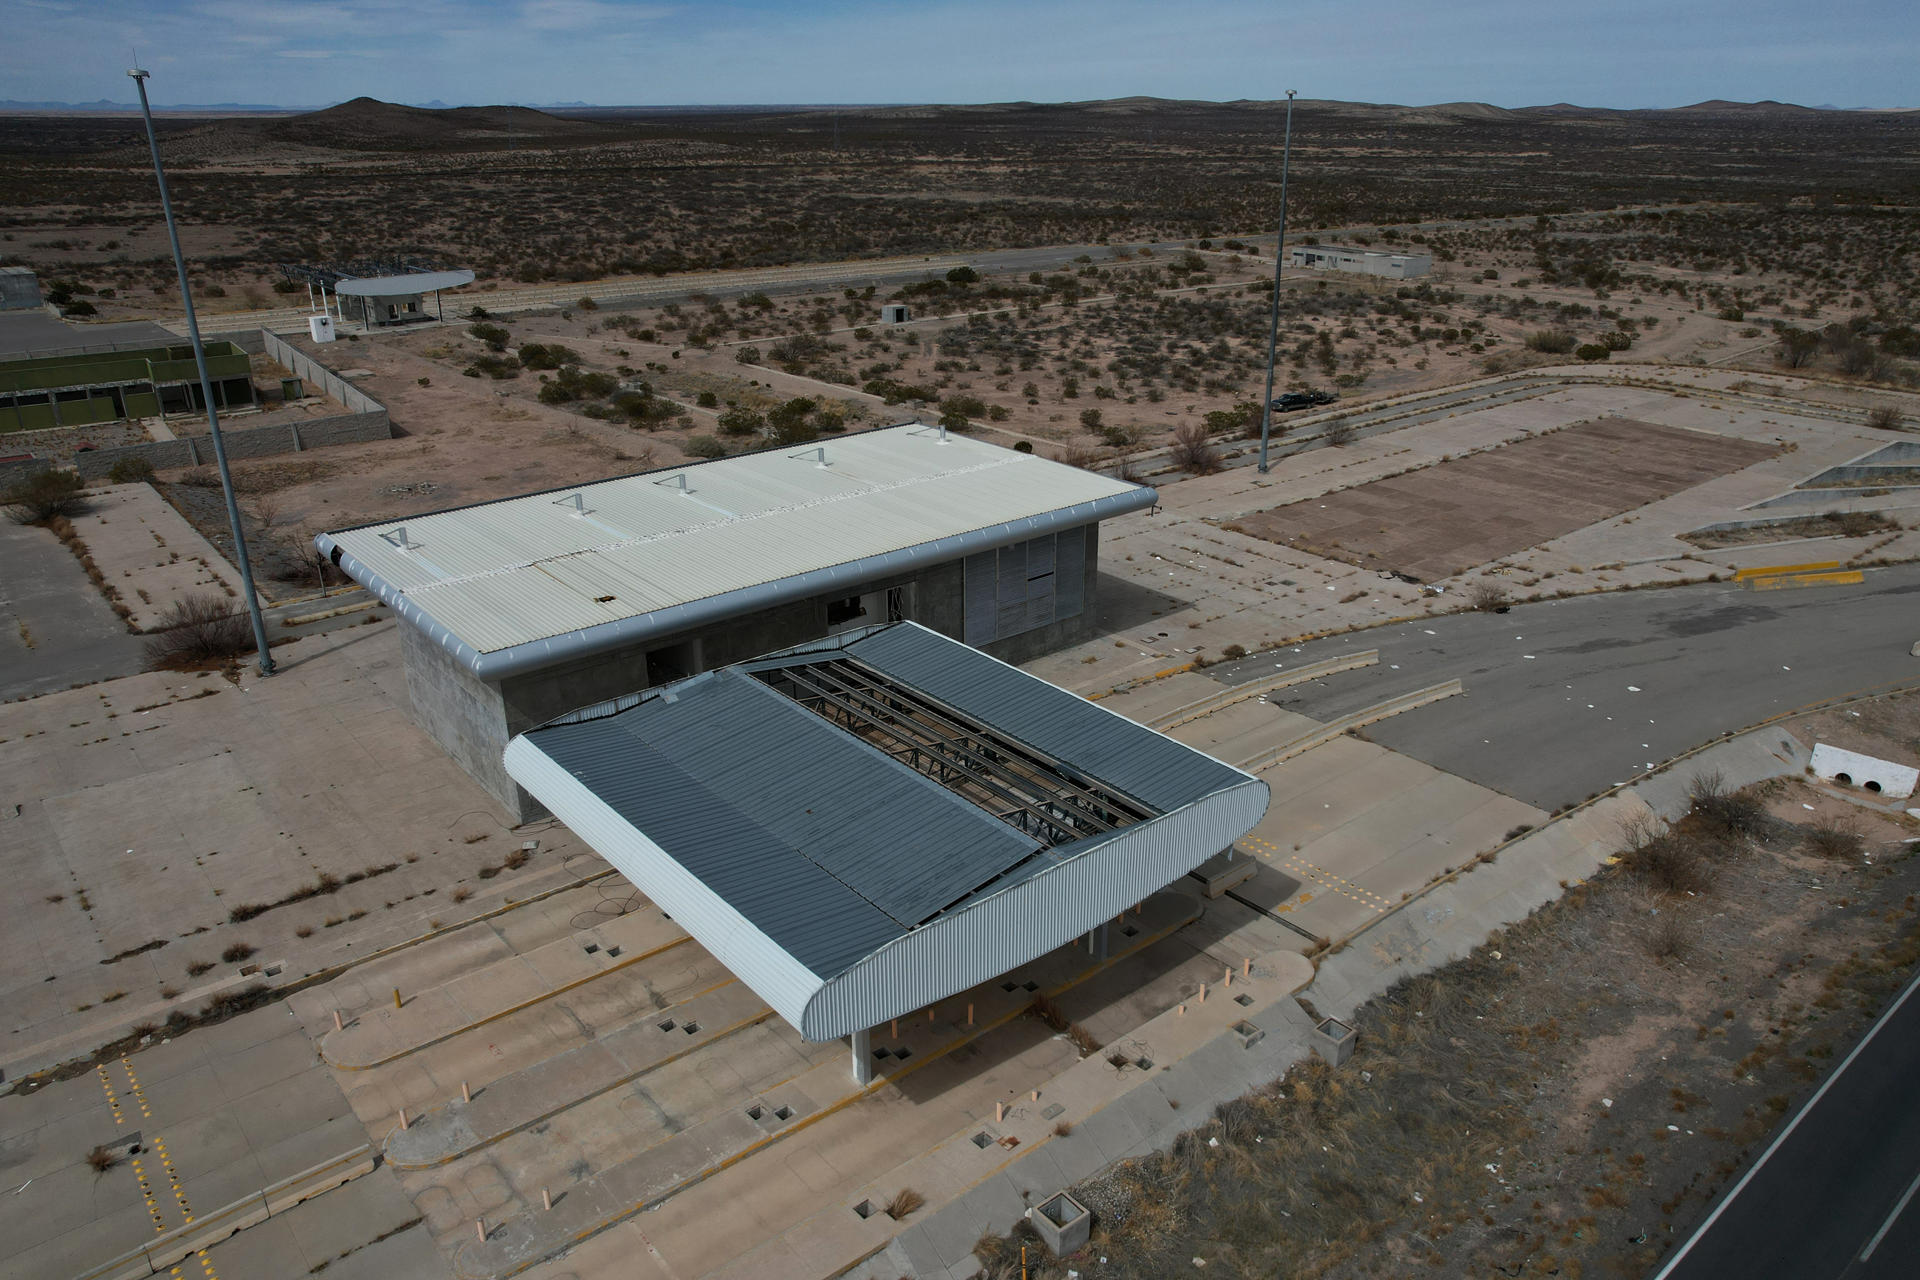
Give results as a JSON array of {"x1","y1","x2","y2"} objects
[
  {"x1": 333, "y1": 269, "x2": 475, "y2": 297},
  {"x1": 512, "y1": 623, "x2": 1253, "y2": 984}
]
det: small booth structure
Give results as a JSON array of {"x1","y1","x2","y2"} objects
[
  {"x1": 334, "y1": 269, "x2": 475, "y2": 330},
  {"x1": 880, "y1": 303, "x2": 912, "y2": 325}
]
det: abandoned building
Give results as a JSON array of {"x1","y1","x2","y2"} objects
[
  {"x1": 0, "y1": 340, "x2": 255, "y2": 431},
  {"x1": 333, "y1": 268, "x2": 476, "y2": 328},
  {"x1": 504, "y1": 620, "x2": 1268, "y2": 1074},
  {"x1": 1289, "y1": 244, "x2": 1433, "y2": 279},
  {"x1": 318, "y1": 423, "x2": 1157, "y2": 819}
]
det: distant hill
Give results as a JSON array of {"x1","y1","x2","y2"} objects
[{"x1": 267, "y1": 97, "x2": 609, "y2": 149}]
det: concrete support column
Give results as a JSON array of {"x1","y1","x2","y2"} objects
[
  {"x1": 850, "y1": 1027, "x2": 872, "y2": 1086},
  {"x1": 1095, "y1": 921, "x2": 1110, "y2": 962}
]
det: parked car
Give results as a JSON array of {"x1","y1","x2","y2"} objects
[{"x1": 1270, "y1": 389, "x2": 1336, "y2": 412}]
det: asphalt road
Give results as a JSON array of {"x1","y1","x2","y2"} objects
[
  {"x1": 1649, "y1": 972, "x2": 1920, "y2": 1280},
  {"x1": 1211, "y1": 564, "x2": 1920, "y2": 810}
]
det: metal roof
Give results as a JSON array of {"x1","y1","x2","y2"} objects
[
  {"x1": 318, "y1": 425, "x2": 1156, "y2": 679},
  {"x1": 333, "y1": 269, "x2": 476, "y2": 297},
  {"x1": 505, "y1": 622, "x2": 1269, "y2": 1039}
]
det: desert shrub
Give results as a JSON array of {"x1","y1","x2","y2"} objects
[
  {"x1": 1465, "y1": 579, "x2": 1510, "y2": 611},
  {"x1": 221, "y1": 942, "x2": 255, "y2": 963},
  {"x1": 107, "y1": 456, "x2": 157, "y2": 485},
  {"x1": 1645, "y1": 912, "x2": 1689, "y2": 962},
  {"x1": 1576, "y1": 343, "x2": 1612, "y2": 362},
  {"x1": 696, "y1": 390, "x2": 719, "y2": 408},
  {"x1": 517, "y1": 343, "x2": 582, "y2": 371},
  {"x1": 1626, "y1": 831, "x2": 1712, "y2": 895},
  {"x1": 945, "y1": 265, "x2": 979, "y2": 284},
  {"x1": 467, "y1": 321, "x2": 511, "y2": 350},
  {"x1": 764, "y1": 397, "x2": 821, "y2": 446},
  {"x1": 1803, "y1": 823, "x2": 1864, "y2": 860},
  {"x1": 716, "y1": 405, "x2": 765, "y2": 437},
  {"x1": 142, "y1": 593, "x2": 252, "y2": 669},
  {"x1": 536, "y1": 366, "x2": 618, "y2": 405},
  {"x1": 884, "y1": 1187, "x2": 925, "y2": 1220},
  {"x1": 465, "y1": 354, "x2": 520, "y2": 379},
  {"x1": 1323, "y1": 417, "x2": 1354, "y2": 446},
  {"x1": 1170, "y1": 423, "x2": 1221, "y2": 475},
  {"x1": 1078, "y1": 408, "x2": 1104, "y2": 431},
  {"x1": 1687, "y1": 770, "x2": 1769, "y2": 839},
  {"x1": 1866, "y1": 404, "x2": 1906, "y2": 431},
  {"x1": 4, "y1": 470, "x2": 89, "y2": 523},
  {"x1": 941, "y1": 394, "x2": 988, "y2": 421},
  {"x1": 1525, "y1": 329, "x2": 1576, "y2": 354}
]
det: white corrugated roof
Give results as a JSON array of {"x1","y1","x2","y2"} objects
[
  {"x1": 334, "y1": 270, "x2": 476, "y2": 297},
  {"x1": 322, "y1": 425, "x2": 1148, "y2": 658}
]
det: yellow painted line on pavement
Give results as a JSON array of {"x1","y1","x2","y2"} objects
[
  {"x1": 1747, "y1": 569, "x2": 1864, "y2": 591},
  {"x1": 1244, "y1": 835, "x2": 1390, "y2": 914},
  {"x1": 1733, "y1": 560, "x2": 1840, "y2": 581}
]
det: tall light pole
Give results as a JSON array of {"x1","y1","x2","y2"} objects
[
  {"x1": 1256, "y1": 89, "x2": 1298, "y2": 474},
  {"x1": 128, "y1": 66, "x2": 274, "y2": 676}
]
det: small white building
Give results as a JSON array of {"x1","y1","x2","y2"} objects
[
  {"x1": 1290, "y1": 244, "x2": 1432, "y2": 280},
  {"x1": 334, "y1": 269, "x2": 476, "y2": 329},
  {"x1": 880, "y1": 303, "x2": 912, "y2": 324}
]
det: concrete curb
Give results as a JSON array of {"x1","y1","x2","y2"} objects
[
  {"x1": 70, "y1": 1144, "x2": 375, "y2": 1280},
  {"x1": 1150, "y1": 650, "x2": 1379, "y2": 731},
  {"x1": 1238, "y1": 678, "x2": 1464, "y2": 772}
]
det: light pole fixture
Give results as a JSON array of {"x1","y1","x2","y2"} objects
[
  {"x1": 128, "y1": 65, "x2": 275, "y2": 676},
  {"x1": 1257, "y1": 89, "x2": 1298, "y2": 474}
]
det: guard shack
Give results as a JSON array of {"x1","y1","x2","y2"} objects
[{"x1": 334, "y1": 269, "x2": 476, "y2": 330}]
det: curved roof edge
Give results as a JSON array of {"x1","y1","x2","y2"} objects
[
  {"x1": 506, "y1": 725, "x2": 1267, "y2": 1040},
  {"x1": 318, "y1": 485, "x2": 1155, "y2": 681},
  {"x1": 798, "y1": 778, "x2": 1269, "y2": 1039},
  {"x1": 334, "y1": 270, "x2": 476, "y2": 297}
]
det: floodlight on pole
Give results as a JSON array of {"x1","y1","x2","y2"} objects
[
  {"x1": 128, "y1": 66, "x2": 275, "y2": 677},
  {"x1": 1256, "y1": 89, "x2": 1298, "y2": 475}
]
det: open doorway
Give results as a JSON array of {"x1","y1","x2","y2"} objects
[{"x1": 646, "y1": 638, "x2": 701, "y2": 687}]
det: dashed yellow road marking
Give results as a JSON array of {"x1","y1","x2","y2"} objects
[
  {"x1": 96, "y1": 1064, "x2": 126, "y2": 1124},
  {"x1": 1243, "y1": 835, "x2": 1391, "y2": 914},
  {"x1": 113, "y1": 1059, "x2": 219, "y2": 1279}
]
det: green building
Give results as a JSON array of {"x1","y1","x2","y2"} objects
[{"x1": 0, "y1": 342, "x2": 256, "y2": 432}]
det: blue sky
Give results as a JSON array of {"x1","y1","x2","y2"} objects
[{"x1": 8, "y1": 0, "x2": 1916, "y2": 109}]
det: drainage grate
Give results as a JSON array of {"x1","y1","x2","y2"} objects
[
  {"x1": 773, "y1": 1105, "x2": 792, "y2": 1121},
  {"x1": 657, "y1": 1019, "x2": 676, "y2": 1032},
  {"x1": 971, "y1": 1132, "x2": 992, "y2": 1149},
  {"x1": 1135, "y1": 1056, "x2": 1154, "y2": 1071},
  {"x1": 745, "y1": 1105, "x2": 763, "y2": 1120},
  {"x1": 1023, "y1": 981, "x2": 1038, "y2": 992},
  {"x1": 682, "y1": 1021, "x2": 701, "y2": 1034},
  {"x1": 1122, "y1": 925, "x2": 1139, "y2": 937},
  {"x1": 1000, "y1": 981, "x2": 1018, "y2": 992},
  {"x1": 1234, "y1": 993, "x2": 1254, "y2": 1007},
  {"x1": 872, "y1": 1047, "x2": 892, "y2": 1061},
  {"x1": 583, "y1": 943, "x2": 600, "y2": 954},
  {"x1": 893, "y1": 1047, "x2": 913, "y2": 1062},
  {"x1": 853, "y1": 1200, "x2": 874, "y2": 1219},
  {"x1": 605, "y1": 945, "x2": 622, "y2": 958}
]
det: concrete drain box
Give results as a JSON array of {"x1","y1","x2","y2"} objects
[
  {"x1": 1034, "y1": 1192, "x2": 1091, "y2": 1256},
  {"x1": 1314, "y1": 1017, "x2": 1356, "y2": 1066}
]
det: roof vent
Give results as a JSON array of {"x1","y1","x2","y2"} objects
[
  {"x1": 654, "y1": 473, "x2": 693, "y2": 495},
  {"x1": 553, "y1": 493, "x2": 590, "y2": 516},
  {"x1": 381, "y1": 526, "x2": 417, "y2": 552},
  {"x1": 790, "y1": 446, "x2": 831, "y2": 468}
]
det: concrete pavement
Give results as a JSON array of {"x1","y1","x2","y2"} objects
[
  {"x1": 1209, "y1": 563, "x2": 1920, "y2": 810},
  {"x1": 0, "y1": 517, "x2": 144, "y2": 702}
]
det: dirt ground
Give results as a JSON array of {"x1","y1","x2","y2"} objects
[
  {"x1": 1230, "y1": 418, "x2": 1780, "y2": 581},
  {"x1": 976, "y1": 696, "x2": 1920, "y2": 1280}
]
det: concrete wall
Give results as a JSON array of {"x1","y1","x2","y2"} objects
[
  {"x1": 980, "y1": 525, "x2": 1101, "y2": 666},
  {"x1": 73, "y1": 411, "x2": 392, "y2": 479},
  {"x1": 400, "y1": 622, "x2": 531, "y2": 819},
  {"x1": 404, "y1": 521, "x2": 1109, "y2": 822},
  {"x1": 261, "y1": 331, "x2": 384, "y2": 413},
  {"x1": 0, "y1": 455, "x2": 53, "y2": 484},
  {"x1": 0, "y1": 270, "x2": 41, "y2": 311}
]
